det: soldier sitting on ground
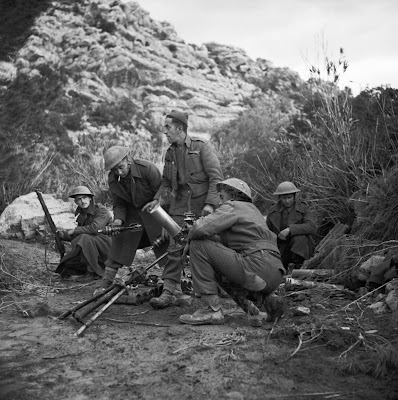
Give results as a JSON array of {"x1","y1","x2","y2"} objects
[
  {"x1": 55, "y1": 186, "x2": 112, "y2": 282},
  {"x1": 178, "y1": 178, "x2": 285, "y2": 326},
  {"x1": 266, "y1": 181, "x2": 316, "y2": 272}
]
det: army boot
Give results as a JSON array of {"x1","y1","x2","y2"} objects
[
  {"x1": 149, "y1": 279, "x2": 177, "y2": 309},
  {"x1": 93, "y1": 266, "x2": 118, "y2": 297},
  {"x1": 263, "y1": 293, "x2": 284, "y2": 322},
  {"x1": 173, "y1": 282, "x2": 193, "y2": 307},
  {"x1": 179, "y1": 294, "x2": 224, "y2": 325}
]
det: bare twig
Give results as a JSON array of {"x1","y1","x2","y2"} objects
[
  {"x1": 341, "y1": 282, "x2": 389, "y2": 311},
  {"x1": 338, "y1": 340, "x2": 361, "y2": 359},
  {"x1": 101, "y1": 318, "x2": 170, "y2": 327}
]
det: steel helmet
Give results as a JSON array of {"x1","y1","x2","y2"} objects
[
  {"x1": 217, "y1": 178, "x2": 252, "y2": 200},
  {"x1": 69, "y1": 186, "x2": 94, "y2": 198},
  {"x1": 104, "y1": 146, "x2": 130, "y2": 171},
  {"x1": 273, "y1": 181, "x2": 300, "y2": 196}
]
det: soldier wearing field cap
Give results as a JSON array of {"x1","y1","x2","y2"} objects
[
  {"x1": 143, "y1": 110, "x2": 224, "y2": 309},
  {"x1": 266, "y1": 181, "x2": 316, "y2": 271},
  {"x1": 55, "y1": 186, "x2": 112, "y2": 282},
  {"x1": 95, "y1": 146, "x2": 168, "y2": 294},
  {"x1": 179, "y1": 178, "x2": 285, "y2": 326}
]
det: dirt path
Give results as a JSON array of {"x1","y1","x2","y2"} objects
[{"x1": 0, "y1": 239, "x2": 397, "y2": 400}]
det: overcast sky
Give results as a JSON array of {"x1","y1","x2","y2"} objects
[{"x1": 135, "y1": 0, "x2": 397, "y2": 95}]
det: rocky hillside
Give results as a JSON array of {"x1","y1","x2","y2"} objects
[
  {"x1": 0, "y1": 0, "x2": 306, "y2": 213},
  {"x1": 1, "y1": 0, "x2": 302, "y2": 138}
]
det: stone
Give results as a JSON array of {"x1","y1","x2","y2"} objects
[
  {"x1": 357, "y1": 255, "x2": 385, "y2": 281},
  {"x1": 292, "y1": 306, "x2": 311, "y2": 316},
  {"x1": 386, "y1": 279, "x2": 398, "y2": 293},
  {"x1": 0, "y1": 192, "x2": 75, "y2": 240},
  {"x1": 368, "y1": 301, "x2": 389, "y2": 314},
  {"x1": 385, "y1": 290, "x2": 398, "y2": 311}
]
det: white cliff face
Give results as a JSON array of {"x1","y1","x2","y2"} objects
[
  {"x1": 11, "y1": 0, "x2": 296, "y2": 135},
  {"x1": 0, "y1": 192, "x2": 76, "y2": 240}
]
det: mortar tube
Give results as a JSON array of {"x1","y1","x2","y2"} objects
[{"x1": 148, "y1": 203, "x2": 181, "y2": 238}]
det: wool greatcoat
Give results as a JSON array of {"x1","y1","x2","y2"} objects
[
  {"x1": 153, "y1": 134, "x2": 224, "y2": 286},
  {"x1": 187, "y1": 200, "x2": 285, "y2": 295},
  {"x1": 55, "y1": 201, "x2": 112, "y2": 277},
  {"x1": 266, "y1": 199, "x2": 316, "y2": 266},
  {"x1": 107, "y1": 159, "x2": 168, "y2": 267}
]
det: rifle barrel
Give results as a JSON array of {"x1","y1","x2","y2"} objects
[{"x1": 35, "y1": 190, "x2": 65, "y2": 259}]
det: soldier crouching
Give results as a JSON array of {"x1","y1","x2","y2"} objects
[{"x1": 179, "y1": 178, "x2": 285, "y2": 326}]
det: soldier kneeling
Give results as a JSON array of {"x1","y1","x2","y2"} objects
[{"x1": 179, "y1": 178, "x2": 285, "y2": 326}]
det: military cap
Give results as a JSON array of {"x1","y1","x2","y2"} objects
[{"x1": 166, "y1": 110, "x2": 188, "y2": 127}]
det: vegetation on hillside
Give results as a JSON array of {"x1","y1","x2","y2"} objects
[
  {"x1": 0, "y1": 1, "x2": 397, "y2": 247},
  {"x1": 213, "y1": 49, "x2": 398, "y2": 241}
]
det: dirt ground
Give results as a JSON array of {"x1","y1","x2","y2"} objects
[{"x1": 0, "y1": 238, "x2": 397, "y2": 400}]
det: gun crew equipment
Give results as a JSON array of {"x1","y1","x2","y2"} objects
[
  {"x1": 35, "y1": 189, "x2": 66, "y2": 260},
  {"x1": 148, "y1": 204, "x2": 196, "y2": 249},
  {"x1": 69, "y1": 251, "x2": 169, "y2": 336},
  {"x1": 98, "y1": 223, "x2": 142, "y2": 235}
]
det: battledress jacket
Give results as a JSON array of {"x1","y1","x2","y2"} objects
[
  {"x1": 266, "y1": 199, "x2": 316, "y2": 260},
  {"x1": 56, "y1": 201, "x2": 112, "y2": 276},
  {"x1": 154, "y1": 135, "x2": 223, "y2": 212},
  {"x1": 108, "y1": 158, "x2": 167, "y2": 266},
  {"x1": 187, "y1": 200, "x2": 285, "y2": 289}
]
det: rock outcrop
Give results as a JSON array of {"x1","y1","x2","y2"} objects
[
  {"x1": 6, "y1": 0, "x2": 299, "y2": 136},
  {"x1": 0, "y1": 192, "x2": 75, "y2": 240}
]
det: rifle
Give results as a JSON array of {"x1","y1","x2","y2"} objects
[{"x1": 35, "y1": 190, "x2": 66, "y2": 260}]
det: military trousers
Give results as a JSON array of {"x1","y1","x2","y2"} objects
[
  {"x1": 161, "y1": 189, "x2": 207, "y2": 284},
  {"x1": 189, "y1": 239, "x2": 284, "y2": 296}
]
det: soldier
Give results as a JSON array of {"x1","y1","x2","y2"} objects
[
  {"x1": 95, "y1": 146, "x2": 168, "y2": 294},
  {"x1": 55, "y1": 186, "x2": 112, "y2": 282},
  {"x1": 143, "y1": 110, "x2": 224, "y2": 308},
  {"x1": 179, "y1": 178, "x2": 285, "y2": 325},
  {"x1": 266, "y1": 181, "x2": 316, "y2": 271}
]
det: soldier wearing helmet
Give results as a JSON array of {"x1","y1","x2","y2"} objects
[
  {"x1": 178, "y1": 178, "x2": 285, "y2": 326},
  {"x1": 94, "y1": 146, "x2": 168, "y2": 294},
  {"x1": 266, "y1": 181, "x2": 316, "y2": 271},
  {"x1": 55, "y1": 186, "x2": 112, "y2": 281},
  {"x1": 142, "y1": 110, "x2": 224, "y2": 309}
]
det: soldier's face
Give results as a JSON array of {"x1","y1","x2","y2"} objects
[
  {"x1": 74, "y1": 195, "x2": 92, "y2": 209},
  {"x1": 164, "y1": 117, "x2": 184, "y2": 145},
  {"x1": 112, "y1": 158, "x2": 130, "y2": 178},
  {"x1": 219, "y1": 189, "x2": 232, "y2": 205},
  {"x1": 280, "y1": 194, "x2": 295, "y2": 208}
]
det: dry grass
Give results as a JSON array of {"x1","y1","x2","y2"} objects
[{"x1": 338, "y1": 340, "x2": 398, "y2": 378}]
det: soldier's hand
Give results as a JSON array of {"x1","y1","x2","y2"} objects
[
  {"x1": 182, "y1": 242, "x2": 190, "y2": 261},
  {"x1": 56, "y1": 230, "x2": 65, "y2": 239},
  {"x1": 161, "y1": 227, "x2": 169, "y2": 241},
  {"x1": 142, "y1": 200, "x2": 159, "y2": 212},
  {"x1": 108, "y1": 219, "x2": 123, "y2": 236},
  {"x1": 278, "y1": 227, "x2": 290, "y2": 240},
  {"x1": 67, "y1": 229, "x2": 75, "y2": 236},
  {"x1": 201, "y1": 204, "x2": 214, "y2": 216}
]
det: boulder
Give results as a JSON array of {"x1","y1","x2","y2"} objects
[
  {"x1": 386, "y1": 290, "x2": 398, "y2": 312},
  {"x1": 357, "y1": 255, "x2": 385, "y2": 281},
  {"x1": 0, "y1": 192, "x2": 75, "y2": 240},
  {"x1": 368, "y1": 301, "x2": 389, "y2": 314}
]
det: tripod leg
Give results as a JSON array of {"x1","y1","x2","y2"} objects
[
  {"x1": 58, "y1": 284, "x2": 116, "y2": 320},
  {"x1": 74, "y1": 287, "x2": 127, "y2": 336}
]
